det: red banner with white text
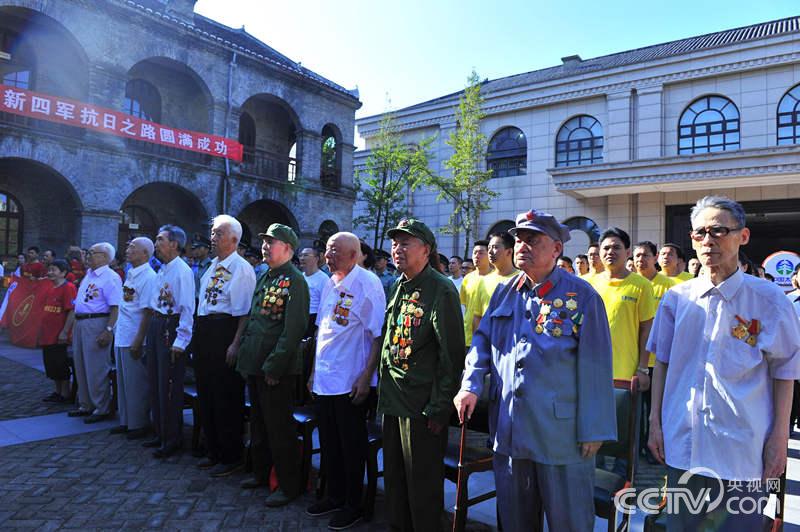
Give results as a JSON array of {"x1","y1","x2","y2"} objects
[{"x1": 0, "y1": 84, "x2": 243, "y2": 162}]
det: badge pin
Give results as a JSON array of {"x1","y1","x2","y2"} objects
[
  {"x1": 411, "y1": 291, "x2": 420, "y2": 300},
  {"x1": 552, "y1": 327, "x2": 562, "y2": 337},
  {"x1": 553, "y1": 298, "x2": 564, "y2": 308},
  {"x1": 535, "y1": 324, "x2": 544, "y2": 334},
  {"x1": 565, "y1": 299, "x2": 578, "y2": 311}
]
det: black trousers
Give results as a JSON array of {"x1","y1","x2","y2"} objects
[
  {"x1": 194, "y1": 315, "x2": 244, "y2": 464},
  {"x1": 247, "y1": 375, "x2": 301, "y2": 497},
  {"x1": 42, "y1": 344, "x2": 70, "y2": 381},
  {"x1": 317, "y1": 393, "x2": 368, "y2": 509},
  {"x1": 146, "y1": 314, "x2": 184, "y2": 450}
]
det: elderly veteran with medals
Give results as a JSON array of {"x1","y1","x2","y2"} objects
[
  {"x1": 236, "y1": 223, "x2": 310, "y2": 507},
  {"x1": 648, "y1": 196, "x2": 800, "y2": 530},
  {"x1": 194, "y1": 215, "x2": 256, "y2": 477},
  {"x1": 454, "y1": 210, "x2": 616, "y2": 532},
  {"x1": 378, "y1": 218, "x2": 465, "y2": 531}
]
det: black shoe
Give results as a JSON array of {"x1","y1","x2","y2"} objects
[
  {"x1": 126, "y1": 428, "x2": 149, "y2": 440},
  {"x1": 68, "y1": 409, "x2": 91, "y2": 417},
  {"x1": 307, "y1": 498, "x2": 344, "y2": 517},
  {"x1": 196, "y1": 457, "x2": 218, "y2": 470},
  {"x1": 209, "y1": 461, "x2": 243, "y2": 478},
  {"x1": 84, "y1": 413, "x2": 112, "y2": 424},
  {"x1": 328, "y1": 508, "x2": 363, "y2": 530},
  {"x1": 142, "y1": 437, "x2": 161, "y2": 448},
  {"x1": 240, "y1": 477, "x2": 267, "y2": 489},
  {"x1": 153, "y1": 444, "x2": 181, "y2": 459},
  {"x1": 109, "y1": 425, "x2": 128, "y2": 434}
]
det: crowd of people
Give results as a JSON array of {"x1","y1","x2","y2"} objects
[{"x1": 7, "y1": 194, "x2": 800, "y2": 531}]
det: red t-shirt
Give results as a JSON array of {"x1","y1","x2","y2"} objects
[
  {"x1": 22, "y1": 262, "x2": 46, "y2": 279},
  {"x1": 69, "y1": 259, "x2": 85, "y2": 283},
  {"x1": 40, "y1": 281, "x2": 77, "y2": 346}
]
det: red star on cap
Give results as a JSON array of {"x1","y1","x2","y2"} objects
[{"x1": 526, "y1": 210, "x2": 536, "y2": 221}]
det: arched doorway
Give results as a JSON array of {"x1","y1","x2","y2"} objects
[
  {"x1": 119, "y1": 183, "x2": 208, "y2": 250},
  {"x1": 237, "y1": 199, "x2": 299, "y2": 249},
  {"x1": 0, "y1": 158, "x2": 81, "y2": 262},
  {"x1": 316, "y1": 220, "x2": 339, "y2": 249},
  {"x1": 486, "y1": 220, "x2": 515, "y2": 239}
]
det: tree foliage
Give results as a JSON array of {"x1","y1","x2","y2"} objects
[
  {"x1": 354, "y1": 113, "x2": 435, "y2": 251},
  {"x1": 425, "y1": 70, "x2": 497, "y2": 258}
]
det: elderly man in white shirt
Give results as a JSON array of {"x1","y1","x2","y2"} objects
[
  {"x1": 143, "y1": 225, "x2": 196, "y2": 459},
  {"x1": 194, "y1": 215, "x2": 256, "y2": 477},
  {"x1": 648, "y1": 196, "x2": 800, "y2": 530},
  {"x1": 110, "y1": 237, "x2": 157, "y2": 439},
  {"x1": 305, "y1": 232, "x2": 385, "y2": 530},
  {"x1": 68, "y1": 241, "x2": 123, "y2": 423}
]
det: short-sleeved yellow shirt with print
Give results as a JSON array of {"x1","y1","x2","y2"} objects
[
  {"x1": 459, "y1": 270, "x2": 487, "y2": 346},
  {"x1": 472, "y1": 270, "x2": 519, "y2": 318},
  {"x1": 589, "y1": 272, "x2": 656, "y2": 379},
  {"x1": 647, "y1": 272, "x2": 677, "y2": 366}
]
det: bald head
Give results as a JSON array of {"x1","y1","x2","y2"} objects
[
  {"x1": 126, "y1": 237, "x2": 154, "y2": 267},
  {"x1": 325, "y1": 232, "x2": 360, "y2": 278}
]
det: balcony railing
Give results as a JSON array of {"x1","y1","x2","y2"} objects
[
  {"x1": 124, "y1": 138, "x2": 213, "y2": 165},
  {"x1": 241, "y1": 146, "x2": 297, "y2": 183},
  {"x1": 320, "y1": 169, "x2": 341, "y2": 190},
  {"x1": 0, "y1": 110, "x2": 86, "y2": 140}
]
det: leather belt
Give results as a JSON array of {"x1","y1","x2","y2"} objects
[
  {"x1": 75, "y1": 313, "x2": 110, "y2": 320},
  {"x1": 198, "y1": 313, "x2": 234, "y2": 321}
]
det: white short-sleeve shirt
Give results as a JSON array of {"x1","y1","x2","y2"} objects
[
  {"x1": 115, "y1": 262, "x2": 157, "y2": 347},
  {"x1": 74, "y1": 265, "x2": 123, "y2": 315},
  {"x1": 197, "y1": 252, "x2": 257, "y2": 317}
]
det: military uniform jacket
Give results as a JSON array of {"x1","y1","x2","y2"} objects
[
  {"x1": 377, "y1": 265, "x2": 465, "y2": 426},
  {"x1": 236, "y1": 261, "x2": 309, "y2": 379},
  {"x1": 462, "y1": 266, "x2": 617, "y2": 465}
]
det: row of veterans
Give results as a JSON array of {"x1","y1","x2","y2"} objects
[{"x1": 44, "y1": 194, "x2": 800, "y2": 531}]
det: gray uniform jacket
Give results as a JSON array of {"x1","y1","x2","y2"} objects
[{"x1": 461, "y1": 266, "x2": 617, "y2": 465}]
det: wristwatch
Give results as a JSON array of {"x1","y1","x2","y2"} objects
[
  {"x1": 105, "y1": 325, "x2": 114, "y2": 333},
  {"x1": 636, "y1": 366, "x2": 649, "y2": 375}
]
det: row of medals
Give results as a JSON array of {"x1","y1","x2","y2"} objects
[
  {"x1": 83, "y1": 283, "x2": 99, "y2": 303},
  {"x1": 158, "y1": 283, "x2": 175, "y2": 314},
  {"x1": 261, "y1": 276, "x2": 290, "y2": 320},
  {"x1": 390, "y1": 290, "x2": 423, "y2": 370},
  {"x1": 205, "y1": 269, "x2": 231, "y2": 306},
  {"x1": 535, "y1": 292, "x2": 582, "y2": 337},
  {"x1": 333, "y1": 292, "x2": 353, "y2": 326},
  {"x1": 731, "y1": 314, "x2": 760, "y2": 346}
]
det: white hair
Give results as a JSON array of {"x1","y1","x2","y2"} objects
[
  {"x1": 328, "y1": 232, "x2": 360, "y2": 253},
  {"x1": 130, "y1": 236, "x2": 154, "y2": 258},
  {"x1": 94, "y1": 242, "x2": 115, "y2": 260},
  {"x1": 212, "y1": 214, "x2": 243, "y2": 243}
]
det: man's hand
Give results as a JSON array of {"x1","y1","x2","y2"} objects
[
  {"x1": 453, "y1": 390, "x2": 478, "y2": 424},
  {"x1": 96, "y1": 330, "x2": 112, "y2": 348},
  {"x1": 130, "y1": 340, "x2": 143, "y2": 360},
  {"x1": 350, "y1": 371, "x2": 371, "y2": 405},
  {"x1": 225, "y1": 343, "x2": 238, "y2": 367},
  {"x1": 580, "y1": 441, "x2": 603, "y2": 458},
  {"x1": 763, "y1": 429, "x2": 789, "y2": 482},
  {"x1": 647, "y1": 423, "x2": 666, "y2": 464},
  {"x1": 637, "y1": 371, "x2": 651, "y2": 392},
  {"x1": 58, "y1": 330, "x2": 69, "y2": 344},
  {"x1": 427, "y1": 418, "x2": 444, "y2": 435},
  {"x1": 265, "y1": 375, "x2": 279, "y2": 386},
  {"x1": 170, "y1": 347, "x2": 184, "y2": 364}
]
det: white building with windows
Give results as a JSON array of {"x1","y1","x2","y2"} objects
[{"x1": 355, "y1": 16, "x2": 800, "y2": 264}]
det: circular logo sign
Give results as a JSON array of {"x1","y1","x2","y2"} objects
[
  {"x1": 762, "y1": 251, "x2": 800, "y2": 292},
  {"x1": 11, "y1": 294, "x2": 35, "y2": 327}
]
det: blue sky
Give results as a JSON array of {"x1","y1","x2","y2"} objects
[{"x1": 196, "y1": 0, "x2": 799, "y2": 120}]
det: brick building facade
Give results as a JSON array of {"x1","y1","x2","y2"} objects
[{"x1": 0, "y1": 0, "x2": 360, "y2": 261}]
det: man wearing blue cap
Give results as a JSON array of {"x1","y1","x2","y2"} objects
[{"x1": 455, "y1": 209, "x2": 617, "y2": 531}]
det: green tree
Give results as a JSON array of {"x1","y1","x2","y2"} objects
[
  {"x1": 426, "y1": 70, "x2": 497, "y2": 258},
  {"x1": 354, "y1": 113, "x2": 435, "y2": 251}
]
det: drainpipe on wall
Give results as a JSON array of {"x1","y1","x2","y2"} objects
[{"x1": 222, "y1": 51, "x2": 237, "y2": 213}]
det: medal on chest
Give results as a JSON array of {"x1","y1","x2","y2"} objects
[
  {"x1": 157, "y1": 283, "x2": 176, "y2": 314},
  {"x1": 260, "y1": 275, "x2": 290, "y2": 320},
  {"x1": 732, "y1": 315, "x2": 760, "y2": 347},
  {"x1": 205, "y1": 266, "x2": 231, "y2": 306},
  {"x1": 84, "y1": 283, "x2": 100, "y2": 303},
  {"x1": 122, "y1": 285, "x2": 136, "y2": 303},
  {"x1": 390, "y1": 289, "x2": 425, "y2": 370},
  {"x1": 332, "y1": 291, "x2": 353, "y2": 326}
]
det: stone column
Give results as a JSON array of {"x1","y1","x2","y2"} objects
[
  {"x1": 636, "y1": 84, "x2": 664, "y2": 160},
  {"x1": 339, "y1": 142, "x2": 356, "y2": 189},
  {"x1": 605, "y1": 90, "x2": 632, "y2": 163},
  {"x1": 80, "y1": 209, "x2": 121, "y2": 249},
  {"x1": 87, "y1": 65, "x2": 127, "y2": 150},
  {"x1": 296, "y1": 129, "x2": 321, "y2": 185}
]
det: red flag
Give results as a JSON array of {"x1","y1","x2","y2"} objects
[{"x1": 4, "y1": 276, "x2": 51, "y2": 348}]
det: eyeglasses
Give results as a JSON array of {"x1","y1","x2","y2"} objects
[{"x1": 689, "y1": 226, "x2": 743, "y2": 241}]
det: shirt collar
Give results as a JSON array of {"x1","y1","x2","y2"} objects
[
  {"x1": 694, "y1": 267, "x2": 744, "y2": 302},
  {"x1": 267, "y1": 260, "x2": 291, "y2": 277},
  {"x1": 333, "y1": 265, "x2": 361, "y2": 291},
  {"x1": 515, "y1": 265, "x2": 562, "y2": 297},
  {"x1": 128, "y1": 262, "x2": 150, "y2": 278},
  {"x1": 89, "y1": 264, "x2": 110, "y2": 277},
  {"x1": 399, "y1": 265, "x2": 432, "y2": 290},
  {"x1": 214, "y1": 252, "x2": 238, "y2": 271}
]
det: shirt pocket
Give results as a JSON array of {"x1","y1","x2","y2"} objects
[{"x1": 717, "y1": 335, "x2": 764, "y2": 380}]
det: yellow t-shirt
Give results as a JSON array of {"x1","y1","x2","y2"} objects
[
  {"x1": 459, "y1": 270, "x2": 487, "y2": 346},
  {"x1": 472, "y1": 270, "x2": 519, "y2": 318},
  {"x1": 589, "y1": 272, "x2": 656, "y2": 379},
  {"x1": 668, "y1": 271, "x2": 694, "y2": 283},
  {"x1": 647, "y1": 272, "x2": 677, "y2": 367}
]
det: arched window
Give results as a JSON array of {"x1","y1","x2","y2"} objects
[
  {"x1": 487, "y1": 127, "x2": 527, "y2": 177},
  {"x1": 563, "y1": 216, "x2": 601, "y2": 244},
  {"x1": 486, "y1": 220, "x2": 515, "y2": 239},
  {"x1": 0, "y1": 191, "x2": 22, "y2": 257},
  {"x1": 777, "y1": 84, "x2": 800, "y2": 145},
  {"x1": 123, "y1": 79, "x2": 161, "y2": 122},
  {"x1": 678, "y1": 95, "x2": 739, "y2": 154},
  {"x1": 0, "y1": 29, "x2": 32, "y2": 89},
  {"x1": 555, "y1": 115, "x2": 603, "y2": 167},
  {"x1": 321, "y1": 125, "x2": 341, "y2": 189}
]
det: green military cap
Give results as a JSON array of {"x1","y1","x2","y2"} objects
[
  {"x1": 258, "y1": 223, "x2": 299, "y2": 249},
  {"x1": 387, "y1": 218, "x2": 436, "y2": 248}
]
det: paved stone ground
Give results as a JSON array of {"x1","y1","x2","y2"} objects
[{"x1": 0, "y1": 355, "x2": 73, "y2": 421}]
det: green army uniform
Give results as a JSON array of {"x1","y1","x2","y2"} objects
[
  {"x1": 236, "y1": 224, "x2": 309, "y2": 501},
  {"x1": 378, "y1": 219, "x2": 466, "y2": 531}
]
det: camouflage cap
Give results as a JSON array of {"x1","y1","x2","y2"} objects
[
  {"x1": 258, "y1": 223, "x2": 299, "y2": 249},
  {"x1": 386, "y1": 218, "x2": 436, "y2": 248},
  {"x1": 509, "y1": 209, "x2": 571, "y2": 243}
]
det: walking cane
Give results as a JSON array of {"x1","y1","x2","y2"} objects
[{"x1": 452, "y1": 419, "x2": 469, "y2": 532}]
